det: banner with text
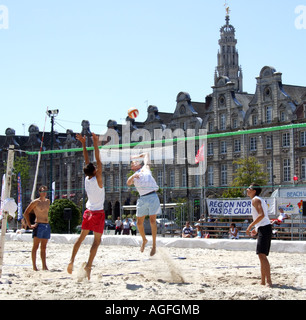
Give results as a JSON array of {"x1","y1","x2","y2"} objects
[{"x1": 206, "y1": 198, "x2": 276, "y2": 216}]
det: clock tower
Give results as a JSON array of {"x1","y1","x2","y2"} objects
[{"x1": 215, "y1": 10, "x2": 243, "y2": 92}]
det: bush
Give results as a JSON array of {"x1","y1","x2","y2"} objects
[{"x1": 49, "y1": 199, "x2": 82, "y2": 234}]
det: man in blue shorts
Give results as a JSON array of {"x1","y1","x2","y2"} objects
[
  {"x1": 24, "y1": 185, "x2": 51, "y2": 271},
  {"x1": 127, "y1": 152, "x2": 161, "y2": 256}
]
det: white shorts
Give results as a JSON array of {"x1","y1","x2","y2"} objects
[{"x1": 136, "y1": 192, "x2": 161, "y2": 217}]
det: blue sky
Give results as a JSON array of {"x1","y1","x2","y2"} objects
[{"x1": 0, "y1": 0, "x2": 305, "y2": 137}]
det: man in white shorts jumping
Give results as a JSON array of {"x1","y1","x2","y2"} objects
[{"x1": 127, "y1": 152, "x2": 161, "y2": 256}]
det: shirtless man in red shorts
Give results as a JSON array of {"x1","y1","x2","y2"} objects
[{"x1": 67, "y1": 132, "x2": 105, "y2": 280}]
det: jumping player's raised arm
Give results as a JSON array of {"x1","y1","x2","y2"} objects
[
  {"x1": 92, "y1": 133, "x2": 103, "y2": 188},
  {"x1": 131, "y1": 152, "x2": 150, "y2": 169},
  {"x1": 76, "y1": 134, "x2": 90, "y2": 165}
]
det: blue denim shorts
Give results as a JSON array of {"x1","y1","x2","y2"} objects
[
  {"x1": 136, "y1": 192, "x2": 161, "y2": 217},
  {"x1": 32, "y1": 223, "x2": 51, "y2": 240}
]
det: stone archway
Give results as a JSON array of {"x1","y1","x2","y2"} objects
[{"x1": 104, "y1": 201, "x2": 112, "y2": 219}]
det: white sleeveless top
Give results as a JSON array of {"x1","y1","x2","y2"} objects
[
  {"x1": 133, "y1": 167, "x2": 159, "y2": 196},
  {"x1": 85, "y1": 176, "x2": 105, "y2": 211},
  {"x1": 251, "y1": 196, "x2": 271, "y2": 230}
]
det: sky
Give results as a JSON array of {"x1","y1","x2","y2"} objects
[{"x1": 0, "y1": 0, "x2": 305, "y2": 137}]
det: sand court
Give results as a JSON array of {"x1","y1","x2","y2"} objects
[{"x1": 0, "y1": 234, "x2": 305, "y2": 300}]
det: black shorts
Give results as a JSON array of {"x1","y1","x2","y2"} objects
[{"x1": 256, "y1": 224, "x2": 272, "y2": 256}]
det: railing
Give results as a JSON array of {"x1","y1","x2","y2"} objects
[{"x1": 169, "y1": 219, "x2": 306, "y2": 241}]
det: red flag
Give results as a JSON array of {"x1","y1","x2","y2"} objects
[{"x1": 195, "y1": 144, "x2": 205, "y2": 164}]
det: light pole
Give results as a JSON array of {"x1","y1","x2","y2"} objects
[{"x1": 47, "y1": 109, "x2": 59, "y2": 197}]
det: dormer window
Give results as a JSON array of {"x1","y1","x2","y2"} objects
[
  {"x1": 280, "y1": 111, "x2": 286, "y2": 122},
  {"x1": 219, "y1": 95, "x2": 226, "y2": 107},
  {"x1": 265, "y1": 106, "x2": 272, "y2": 123},
  {"x1": 232, "y1": 118, "x2": 238, "y2": 129},
  {"x1": 264, "y1": 87, "x2": 271, "y2": 98},
  {"x1": 220, "y1": 114, "x2": 226, "y2": 130}
]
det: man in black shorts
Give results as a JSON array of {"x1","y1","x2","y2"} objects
[{"x1": 246, "y1": 183, "x2": 272, "y2": 287}]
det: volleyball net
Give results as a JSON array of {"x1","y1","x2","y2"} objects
[{"x1": 3, "y1": 122, "x2": 306, "y2": 199}]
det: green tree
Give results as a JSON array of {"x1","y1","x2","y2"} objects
[
  {"x1": 49, "y1": 199, "x2": 81, "y2": 234},
  {"x1": 173, "y1": 197, "x2": 187, "y2": 226},
  {"x1": 222, "y1": 157, "x2": 268, "y2": 198}
]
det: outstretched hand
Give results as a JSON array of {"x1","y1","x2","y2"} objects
[
  {"x1": 76, "y1": 134, "x2": 86, "y2": 145},
  {"x1": 92, "y1": 132, "x2": 99, "y2": 144}
]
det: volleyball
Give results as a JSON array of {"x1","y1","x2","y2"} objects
[{"x1": 128, "y1": 108, "x2": 139, "y2": 119}]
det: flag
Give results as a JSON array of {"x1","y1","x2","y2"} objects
[
  {"x1": 195, "y1": 144, "x2": 205, "y2": 164},
  {"x1": 17, "y1": 172, "x2": 23, "y2": 221},
  {"x1": 0, "y1": 174, "x2": 5, "y2": 219},
  {"x1": 52, "y1": 181, "x2": 55, "y2": 203}
]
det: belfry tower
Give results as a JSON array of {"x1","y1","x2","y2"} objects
[{"x1": 215, "y1": 7, "x2": 243, "y2": 92}]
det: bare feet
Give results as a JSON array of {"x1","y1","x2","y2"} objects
[
  {"x1": 150, "y1": 246, "x2": 156, "y2": 256},
  {"x1": 67, "y1": 262, "x2": 73, "y2": 274},
  {"x1": 261, "y1": 281, "x2": 273, "y2": 288},
  {"x1": 140, "y1": 239, "x2": 148, "y2": 253},
  {"x1": 85, "y1": 266, "x2": 92, "y2": 281}
]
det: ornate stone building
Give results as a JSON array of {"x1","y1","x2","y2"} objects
[
  {"x1": 1, "y1": 13, "x2": 306, "y2": 220},
  {"x1": 101, "y1": 14, "x2": 306, "y2": 219}
]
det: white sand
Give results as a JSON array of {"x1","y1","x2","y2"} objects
[{"x1": 0, "y1": 239, "x2": 305, "y2": 300}]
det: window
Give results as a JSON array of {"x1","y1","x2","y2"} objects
[
  {"x1": 194, "y1": 175, "x2": 200, "y2": 187},
  {"x1": 280, "y1": 111, "x2": 286, "y2": 122},
  {"x1": 282, "y1": 133, "x2": 290, "y2": 147},
  {"x1": 157, "y1": 170, "x2": 163, "y2": 187},
  {"x1": 208, "y1": 121, "x2": 213, "y2": 133},
  {"x1": 79, "y1": 160, "x2": 84, "y2": 173},
  {"x1": 301, "y1": 132, "x2": 306, "y2": 147},
  {"x1": 180, "y1": 106, "x2": 186, "y2": 115},
  {"x1": 264, "y1": 87, "x2": 271, "y2": 99},
  {"x1": 170, "y1": 169, "x2": 175, "y2": 188},
  {"x1": 114, "y1": 174, "x2": 119, "y2": 191},
  {"x1": 208, "y1": 142, "x2": 214, "y2": 156},
  {"x1": 302, "y1": 158, "x2": 306, "y2": 180},
  {"x1": 221, "y1": 164, "x2": 227, "y2": 186},
  {"x1": 208, "y1": 165, "x2": 214, "y2": 186},
  {"x1": 219, "y1": 95, "x2": 226, "y2": 107},
  {"x1": 267, "y1": 160, "x2": 272, "y2": 183},
  {"x1": 283, "y1": 159, "x2": 291, "y2": 182},
  {"x1": 250, "y1": 137, "x2": 257, "y2": 151},
  {"x1": 234, "y1": 139, "x2": 241, "y2": 152},
  {"x1": 266, "y1": 106, "x2": 272, "y2": 123},
  {"x1": 181, "y1": 122, "x2": 187, "y2": 130},
  {"x1": 105, "y1": 175, "x2": 111, "y2": 191},
  {"x1": 252, "y1": 115, "x2": 258, "y2": 126},
  {"x1": 266, "y1": 136, "x2": 273, "y2": 149},
  {"x1": 182, "y1": 168, "x2": 187, "y2": 188},
  {"x1": 220, "y1": 141, "x2": 227, "y2": 154},
  {"x1": 220, "y1": 114, "x2": 226, "y2": 130},
  {"x1": 55, "y1": 164, "x2": 60, "y2": 179},
  {"x1": 232, "y1": 118, "x2": 238, "y2": 129}
]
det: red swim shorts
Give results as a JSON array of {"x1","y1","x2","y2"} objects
[{"x1": 82, "y1": 209, "x2": 105, "y2": 234}]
